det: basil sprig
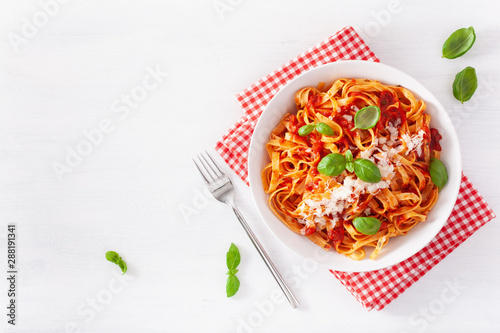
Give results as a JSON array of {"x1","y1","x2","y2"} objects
[
  {"x1": 105, "y1": 251, "x2": 127, "y2": 275},
  {"x1": 226, "y1": 275, "x2": 240, "y2": 298},
  {"x1": 352, "y1": 105, "x2": 381, "y2": 131},
  {"x1": 353, "y1": 217, "x2": 381, "y2": 235},
  {"x1": 452, "y1": 66, "x2": 478, "y2": 103},
  {"x1": 442, "y1": 27, "x2": 476, "y2": 59},
  {"x1": 226, "y1": 243, "x2": 241, "y2": 298},
  {"x1": 429, "y1": 158, "x2": 448, "y2": 190},
  {"x1": 298, "y1": 122, "x2": 334, "y2": 136},
  {"x1": 317, "y1": 150, "x2": 381, "y2": 183}
]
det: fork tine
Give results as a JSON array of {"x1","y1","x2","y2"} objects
[
  {"x1": 193, "y1": 157, "x2": 210, "y2": 184},
  {"x1": 204, "y1": 151, "x2": 224, "y2": 176},
  {"x1": 199, "y1": 152, "x2": 222, "y2": 179}
]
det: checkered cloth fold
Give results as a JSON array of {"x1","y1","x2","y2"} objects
[{"x1": 215, "y1": 26, "x2": 495, "y2": 311}]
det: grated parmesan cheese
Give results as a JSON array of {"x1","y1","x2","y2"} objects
[
  {"x1": 387, "y1": 123, "x2": 399, "y2": 144},
  {"x1": 402, "y1": 129, "x2": 426, "y2": 156}
]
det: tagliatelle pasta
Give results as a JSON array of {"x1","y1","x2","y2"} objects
[{"x1": 261, "y1": 79, "x2": 444, "y2": 260}]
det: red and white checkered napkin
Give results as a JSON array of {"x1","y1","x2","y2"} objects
[
  {"x1": 215, "y1": 26, "x2": 496, "y2": 311},
  {"x1": 331, "y1": 174, "x2": 494, "y2": 310}
]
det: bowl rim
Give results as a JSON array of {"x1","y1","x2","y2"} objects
[{"x1": 248, "y1": 60, "x2": 462, "y2": 272}]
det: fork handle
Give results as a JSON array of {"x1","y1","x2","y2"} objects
[{"x1": 228, "y1": 202, "x2": 300, "y2": 309}]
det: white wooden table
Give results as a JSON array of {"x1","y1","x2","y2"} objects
[{"x1": 0, "y1": 0, "x2": 499, "y2": 332}]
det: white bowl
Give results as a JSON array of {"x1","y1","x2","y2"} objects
[{"x1": 248, "y1": 60, "x2": 462, "y2": 272}]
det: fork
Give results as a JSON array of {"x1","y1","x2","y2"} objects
[{"x1": 193, "y1": 151, "x2": 300, "y2": 309}]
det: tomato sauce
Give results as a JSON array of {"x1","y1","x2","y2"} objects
[
  {"x1": 380, "y1": 221, "x2": 390, "y2": 231},
  {"x1": 376, "y1": 91, "x2": 406, "y2": 130},
  {"x1": 331, "y1": 105, "x2": 354, "y2": 131},
  {"x1": 430, "y1": 128, "x2": 442, "y2": 151},
  {"x1": 304, "y1": 180, "x2": 319, "y2": 192},
  {"x1": 277, "y1": 178, "x2": 292, "y2": 189},
  {"x1": 307, "y1": 132, "x2": 323, "y2": 155},
  {"x1": 288, "y1": 114, "x2": 305, "y2": 135},
  {"x1": 306, "y1": 132, "x2": 323, "y2": 175},
  {"x1": 422, "y1": 123, "x2": 430, "y2": 141},
  {"x1": 328, "y1": 226, "x2": 344, "y2": 248},
  {"x1": 307, "y1": 95, "x2": 322, "y2": 108},
  {"x1": 301, "y1": 225, "x2": 316, "y2": 235},
  {"x1": 333, "y1": 114, "x2": 354, "y2": 131}
]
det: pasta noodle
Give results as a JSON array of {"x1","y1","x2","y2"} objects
[{"x1": 261, "y1": 79, "x2": 443, "y2": 260}]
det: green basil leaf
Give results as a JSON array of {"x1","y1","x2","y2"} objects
[
  {"x1": 226, "y1": 274, "x2": 240, "y2": 298},
  {"x1": 346, "y1": 161, "x2": 354, "y2": 173},
  {"x1": 298, "y1": 124, "x2": 314, "y2": 136},
  {"x1": 352, "y1": 105, "x2": 381, "y2": 131},
  {"x1": 453, "y1": 66, "x2": 478, "y2": 103},
  {"x1": 105, "y1": 251, "x2": 120, "y2": 264},
  {"x1": 353, "y1": 217, "x2": 382, "y2": 235},
  {"x1": 227, "y1": 268, "x2": 239, "y2": 275},
  {"x1": 118, "y1": 259, "x2": 127, "y2": 275},
  {"x1": 226, "y1": 243, "x2": 241, "y2": 270},
  {"x1": 442, "y1": 27, "x2": 476, "y2": 59},
  {"x1": 317, "y1": 153, "x2": 346, "y2": 177},
  {"x1": 345, "y1": 151, "x2": 354, "y2": 172},
  {"x1": 315, "y1": 122, "x2": 335, "y2": 136},
  {"x1": 429, "y1": 158, "x2": 448, "y2": 190},
  {"x1": 345, "y1": 150, "x2": 353, "y2": 163},
  {"x1": 353, "y1": 159, "x2": 381, "y2": 183},
  {"x1": 106, "y1": 251, "x2": 127, "y2": 274}
]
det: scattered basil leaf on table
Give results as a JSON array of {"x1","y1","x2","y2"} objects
[
  {"x1": 353, "y1": 217, "x2": 382, "y2": 235},
  {"x1": 226, "y1": 243, "x2": 241, "y2": 270},
  {"x1": 353, "y1": 159, "x2": 382, "y2": 183},
  {"x1": 225, "y1": 243, "x2": 241, "y2": 298},
  {"x1": 452, "y1": 66, "x2": 478, "y2": 103},
  {"x1": 352, "y1": 105, "x2": 381, "y2": 131},
  {"x1": 429, "y1": 158, "x2": 448, "y2": 190},
  {"x1": 105, "y1": 251, "x2": 120, "y2": 263},
  {"x1": 118, "y1": 260, "x2": 127, "y2": 275},
  {"x1": 105, "y1": 251, "x2": 127, "y2": 275},
  {"x1": 442, "y1": 26, "x2": 476, "y2": 59},
  {"x1": 317, "y1": 153, "x2": 346, "y2": 177},
  {"x1": 226, "y1": 274, "x2": 240, "y2": 298},
  {"x1": 298, "y1": 122, "x2": 334, "y2": 137},
  {"x1": 298, "y1": 124, "x2": 315, "y2": 136},
  {"x1": 345, "y1": 150, "x2": 354, "y2": 173}
]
